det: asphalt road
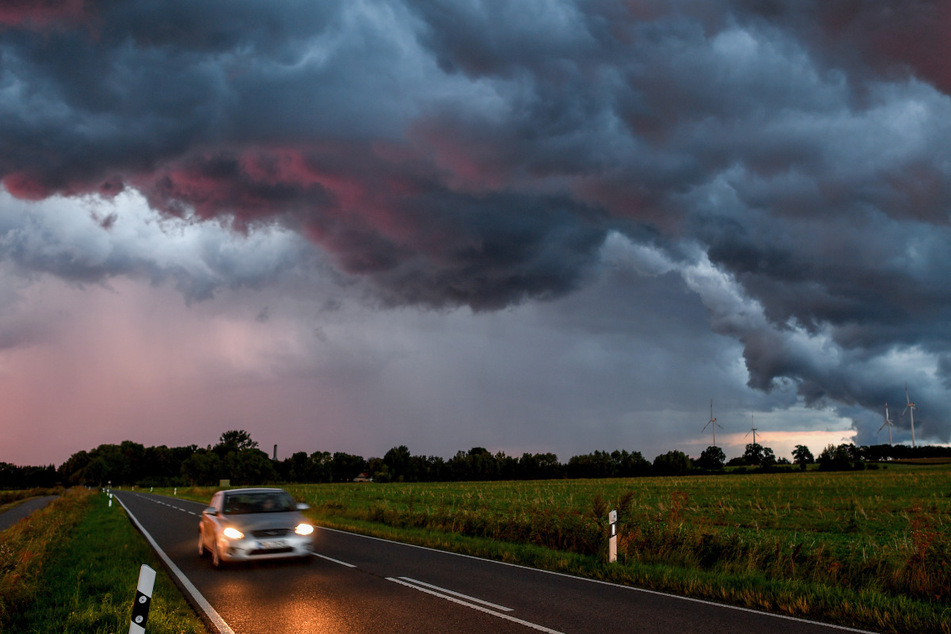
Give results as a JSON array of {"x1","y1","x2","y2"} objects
[
  {"x1": 0, "y1": 495, "x2": 57, "y2": 532},
  {"x1": 112, "y1": 490, "x2": 874, "y2": 634}
]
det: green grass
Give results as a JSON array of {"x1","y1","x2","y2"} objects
[
  {"x1": 166, "y1": 464, "x2": 951, "y2": 633},
  {"x1": 1, "y1": 488, "x2": 89, "y2": 629},
  {"x1": 2, "y1": 490, "x2": 206, "y2": 634}
]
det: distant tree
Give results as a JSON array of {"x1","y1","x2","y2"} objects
[
  {"x1": 330, "y1": 452, "x2": 367, "y2": 482},
  {"x1": 742, "y1": 443, "x2": 776, "y2": 467},
  {"x1": 0, "y1": 462, "x2": 57, "y2": 488},
  {"x1": 445, "y1": 447, "x2": 501, "y2": 481},
  {"x1": 119, "y1": 441, "x2": 147, "y2": 482},
  {"x1": 817, "y1": 443, "x2": 860, "y2": 471},
  {"x1": 653, "y1": 450, "x2": 692, "y2": 476},
  {"x1": 215, "y1": 430, "x2": 258, "y2": 455},
  {"x1": 371, "y1": 462, "x2": 391, "y2": 483},
  {"x1": 310, "y1": 451, "x2": 333, "y2": 483},
  {"x1": 518, "y1": 452, "x2": 563, "y2": 480},
  {"x1": 181, "y1": 450, "x2": 222, "y2": 486},
  {"x1": 73, "y1": 444, "x2": 134, "y2": 485},
  {"x1": 495, "y1": 451, "x2": 519, "y2": 480},
  {"x1": 58, "y1": 450, "x2": 91, "y2": 486},
  {"x1": 415, "y1": 455, "x2": 447, "y2": 481},
  {"x1": 536, "y1": 453, "x2": 564, "y2": 479},
  {"x1": 141, "y1": 445, "x2": 180, "y2": 485},
  {"x1": 280, "y1": 451, "x2": 311, "y2": 482},
  {"x1": 614, "y1": 450, "x2": 652, "y2": 477},
  {"x1": 469, "y1": 447, "x2": 500, "y2": 480},
  {"x1": 792, "y1": 445, "x2": 814, "y2": 470},
  {"x1": 845, "y1": 443, "x2": 863, "y2": 461},
  {"x1": 862, "y1": 444, "x2": 892, "y2": 462},
  {"x1": 696, "y1": 446, "x2": 726, "y2": 470},
  {"x1": 225, "y1": 448, "x2": 276, "y2": 485},
  {"x1": 277, "y1": 450, "x2": 332, "y2": 483},
  {"x1": 383, "y1": 445, "x2": 413, "y2": 482},
  {"x1": 567, "y1": 451, "x2": 616, "y2": 479}
]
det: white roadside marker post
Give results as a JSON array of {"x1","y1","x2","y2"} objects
[
  {"x1": 129, "y1": 564, "x2": 156, "y2": 634},
  {"x1": 608, "y1": 509, "x2": 618, "y2": 563}
]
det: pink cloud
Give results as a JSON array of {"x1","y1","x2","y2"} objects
[
  {"x1": 1, "y1": 172, "x2": 54, "y2": 201},
  {"x1": 872, "y1": 6, "x2": 951, "y2": 94},
  {"x1": 0, "y1": 0, "x2": 86, "y2": 28},
  {"x1": 817, "y1": 2, "x2": 951, "y2": 94},
  {"x1": 132, "y1": 144, "x2": 439, "y2": 255}
]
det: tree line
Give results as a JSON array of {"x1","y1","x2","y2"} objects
[{"x1": 2, "y1": 429, "x2": 949, "y2": 489}]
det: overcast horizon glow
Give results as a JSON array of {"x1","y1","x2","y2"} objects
[{"x1": 1, "y1": 1, "x2": 949, "y2": 467}]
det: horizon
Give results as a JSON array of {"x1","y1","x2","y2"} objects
[{"x1": 13, "y1": 427, "x2": 944, "y2": 470}]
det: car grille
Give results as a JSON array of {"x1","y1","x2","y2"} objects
[
  {"x1": 250, "y1": 528, "x2": 293, "y2": 538},
  {"x1": 249, "y1": 547, "x2": 294, "y2": 556}
]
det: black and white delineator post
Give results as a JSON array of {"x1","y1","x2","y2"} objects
[
  {"x1": 608, "y1": 509, "x2": 618, "y2": 563},
  {"x1": 129, "y1": 564, "x2": 156, "y2": 634}
]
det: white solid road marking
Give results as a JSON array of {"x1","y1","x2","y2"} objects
[
  {"x1": 312, "y1": 553, "x2": 357, "y2": 568},
  {"x1": 388, "y1": 576, "x2": 563, "y2": 634},
  {"x1": 398, "y1": 577, "x2": 512, "y2": 612}
]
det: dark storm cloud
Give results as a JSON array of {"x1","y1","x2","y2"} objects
[{"x1": 2, "y1": 0, "x2": 951, "y2": 441}]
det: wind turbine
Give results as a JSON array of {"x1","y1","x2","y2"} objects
[
  {"x1": 744, "y1": 413, "x2": 758, "y2": 446},
  {"x1": 878, "y1": 402, "x2": 894, "y2": 445},
  {"x1": 702, "y1": 400, "x2": 724, "y2": 447},
  {"x1": 901, "y1": 384, "x2": 918, "y2": 448}
]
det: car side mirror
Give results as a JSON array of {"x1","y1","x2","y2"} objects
[
  {"x1": 296, "y1": 503, "x2": 310, "y2": 511},
  {"x1": 204, "y1": 506, "x2": 217, "y2": 516}
]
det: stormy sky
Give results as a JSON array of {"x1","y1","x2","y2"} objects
[{"x1": 1, "y1": 0, "x2": 949, "y2": 466}]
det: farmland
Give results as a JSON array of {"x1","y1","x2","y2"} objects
[{"x1": 265, "y1": 463, "x2": 951, "y2": 633}]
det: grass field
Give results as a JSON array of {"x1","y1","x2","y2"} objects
[
  {"x1": 0, "y1": 489, "x2": 207, "y2": 634},
  {"x1": 172, "y1": 463, "x2": 951, "y2": 633}
]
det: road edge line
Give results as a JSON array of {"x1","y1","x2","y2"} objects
[{"x1": 114, "y1": 494, "x2": 236, "y2": 634}]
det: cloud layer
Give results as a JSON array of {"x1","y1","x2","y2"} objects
[{"x1": 1, "y1": 0, "x2": 949, "y2": 456}]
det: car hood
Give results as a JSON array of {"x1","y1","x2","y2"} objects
[{"x1": 221, "y1": 511, "x2": 309, "y2": 532}]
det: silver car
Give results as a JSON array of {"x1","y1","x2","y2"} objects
[{"x1": 198, "y1": 487, "x2": 315, "y2": 568}]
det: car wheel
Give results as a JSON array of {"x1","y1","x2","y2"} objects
[{"x1": 198, "y1": 530, "x2": 206, "y2": 558}]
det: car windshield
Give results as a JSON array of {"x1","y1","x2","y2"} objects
[{"x1": 223, "y1": 492, "x2": 295, "y2": 515}]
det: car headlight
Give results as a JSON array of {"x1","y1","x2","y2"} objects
[
  {"x1": 295, "y1": 523, "x2": 314, "y2": 536},
  {"x1": 222, "y1": 527, "x2": 244, "y2": 540}
]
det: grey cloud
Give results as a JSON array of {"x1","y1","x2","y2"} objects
[
  {"x1": 1, "y1": 1, "x2": 950, "y2": 443},
  {"x1": 0, "y1": 192, "x2": 312, "y2": 303}
]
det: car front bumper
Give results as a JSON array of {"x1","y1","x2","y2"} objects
[{"x1": 219, "y1": 534, "x2": 314, "y2": 562}]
